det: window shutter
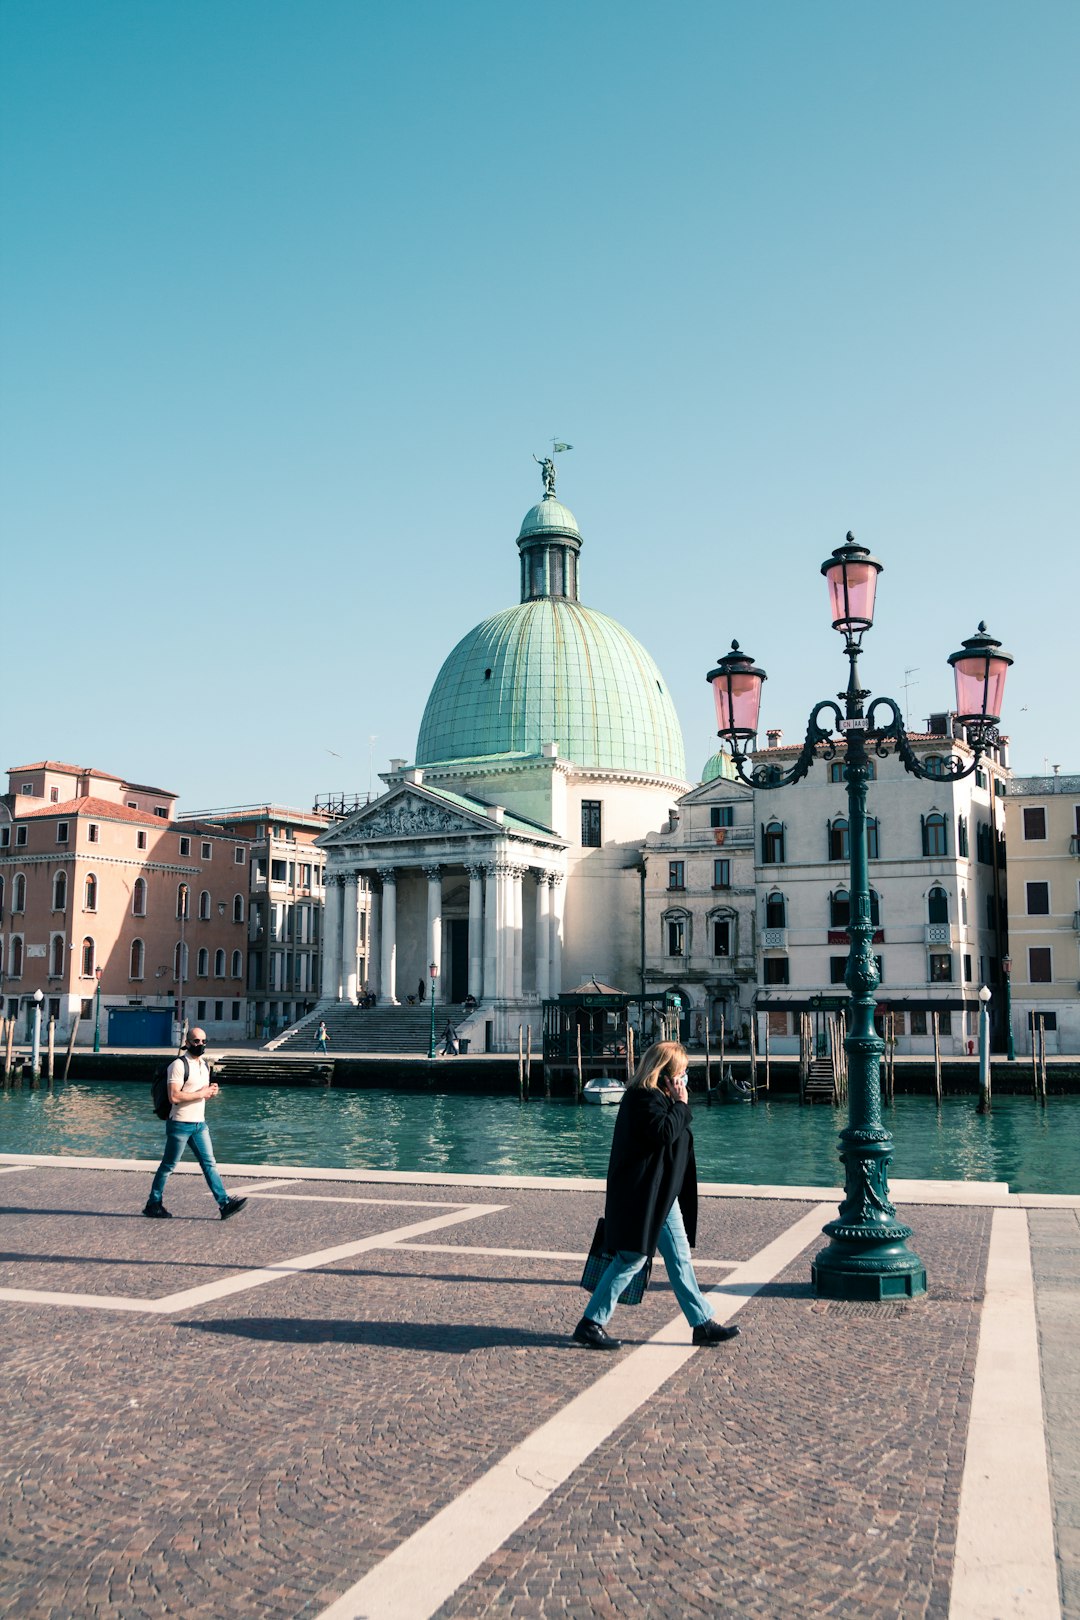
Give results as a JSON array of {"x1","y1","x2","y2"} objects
[{"x1": 920, "y1": 813, "x2": 928, "y2": 857}]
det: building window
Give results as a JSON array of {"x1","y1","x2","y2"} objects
[
  {"x1": 922, "y1": 813, "x2": 948, "y2": 857},
  {"x1": 0, "y1": 827, "x2": 8, "y2": 848},
  {"x1": 964, "y1": 953, "x2": 972, "y2": 982},
  {"x1": 132, "y1": 877, "x2": 146, "y2": 917},
  {"x1": 176, "y1": 884, "x2": 190, "y2": 919},
  {"x1": 233, "y1": 893, "x2": 245, "y2": 922},
  {"x1": 830, "y1": 890, "x2": 851, "y2": 928},
  {"x1": 88, "y1": 823, "x2": 99, "y2": 843},
  {"x1": 765, "y1": 891, "x2": 786, "y2": 928},
  {"x1": 10, "y1": 936, "x2": 23, "y2": 977},
  {"x1": 1026, "y1": 882, "x2": 1050, "y2": 916},
  {"x1": 50, "y1": 935, "x2": 65, "y2": 977},
  {"x1": 137, "y1": 829, "x2": 147, "y2": 850},
  {"x1": 712, "y1": 918, "x2": 731, "y2": 956},
  {"x1": 231, "y1": 950, "x2": 243, "y2": 978},
  {"x1": 581, "y1": 800, "x2": 602, "y2": 847},
  {"x1": 666, "y1": 917, "x2": 685, "y2": 957},
  {"x1": 197, "y1": 1000, "x2": 207, "y2": 1021},
  {"x1": 154, "y1": 806, "x2": 167, "y2": 818},
  {"x1": 13, "y1": 873, "x2": 26, "y2": 912},
  {"x1": 929, "y1": 953, "x2": 952, "y2": 983},
  {"x1": 958, "y1": 815, "x2": 969, "y2": 857},
  {"x1": 231, "y1": 1001, "x2": 241, "y2": 1020},
  {"x1": 56, "y1": 822, "x2": 69, "y2": 844},
  {"x1": 762, "y1": 821, "x2": 785, "y2": 863},
  {"x1": 52, "y1": 871, "x2": 67, "y2": 911},
  {"x1": 234, "y1": 847, "x2": 246, "y2": 865},
  {"x1": 668, "y1": 861, "x2": 685, "y2": 890},
  {"x1": 910, "y1": 1010, "x2": 927, "y2": 1035},
  {"x1": 961, "y1": 889, "x2": 968, "y2": 924},
  {"x1": 214, "y1": 949, "x2": 226, "y2": 977},
  {"x1": 129, "y1": 939, "x2": 144, "y2": 980},
  {"x1": 197, "y1": 947, "x2": 209, "y2": 978},
  {"x1": 828, "y1": 818, "x2": 850, "y2": 860},
  {"x1": 198, "y1": 889, "x2": 211, "y2": 921},
  {"x1": 830, "y1": 956, "x2": 847, "y2": 984},
  {"x1": 866, "y1": 817, "x2": 880, "y2": 860},
  {"x1": 1022, "y1": 806, "x2": 1046, "y2": 841},
  {"x1": 763, "y1": 957, "x2": 789, "y2": 985},
  {"x1": 928, "y1": 886, "x2": 949, "y2": 924},
  {"x1": 710, "y1": 806, "x2": 734, "y2": 828},
  {"x1": 16, "y1": 825, "x2": 27, "y2": 846},
  {"x1": 179, "y1": 836, "x2": 191, "y2": 856},
  {"x1": 924, "y1": 755, "x2": 950, "y2": 777},
  {"x1": 174, "y1": 941, "x2": 188, "y2": 980},
  {"x1": 1028, "y1": 948, "x2": 1052, "y2": 983},
  {"x1": 869, "y1": 889, "x2": 881, "y2": 927},
  {"x1": 200, "y1": 841, "x2": 212, "y2": 860},
  {"x1": 81, "y1": 937, "x2": 95, "y2": 977},
  {"x1": 713, "y1": 858, "x2": 731, "y2": 889},
  {"x1": 84, "y1": 873, "x2": 98, "y2": 912}
]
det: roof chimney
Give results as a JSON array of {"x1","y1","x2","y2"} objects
[{"x1": 766, "y1": 729, "x2": 783, "y2": 748}]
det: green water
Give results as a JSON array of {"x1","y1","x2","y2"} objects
[{"x1": 1, "y1": 1082, "x2": 1077, "y2": 1194}]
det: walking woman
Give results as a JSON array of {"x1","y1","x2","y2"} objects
[{"x1": 572, "y1": 1041, "x2": 741, "y2": 1351}]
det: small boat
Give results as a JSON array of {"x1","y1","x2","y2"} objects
[
  {"x1": 583, "y1": 1077, "x2": 625, "y2": 1106},
  {"x1": 719, "y1": 1066, "x2": 753, "y2": 1103}
]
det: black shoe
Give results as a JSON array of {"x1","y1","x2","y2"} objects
[
  {"x1": 220, "y1": 1196, "x2": 248, "y2": 1221},
  {"x1": 692, "y1": 1319, "x2": 741, "y2": 1346},
  {"x1": 572, "y1": 1317, "x2": 622, "y2": 1351},
  {"x1": 143, "y1": 1201, "x2": 172, "y2": 1219}
]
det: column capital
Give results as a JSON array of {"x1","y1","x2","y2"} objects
[
  {"x1": 466, "y1": 862, "x2": 490, "y2": 880},
  {"x1": 377, "y1": 867, "x2": 397, "y2": 886},
  {"x1": 492, "y1": 860, "x2": 517, "y2": 878},
  {"x1": 423, "y1": 864, "x2": 442, "y2": 880},
  {"x1": 548, "y1": 871, "x2": 564, "y2": 888}
]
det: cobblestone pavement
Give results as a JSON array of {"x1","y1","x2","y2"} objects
[{"x1": 0, "y1": 1163, "x2": 1074, "y2": 1619}]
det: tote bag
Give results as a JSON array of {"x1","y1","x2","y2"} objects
[{"x1": 579, "y1": 1217, "x2": 651, "y2": 1305}]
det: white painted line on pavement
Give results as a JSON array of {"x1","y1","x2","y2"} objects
[
  {"x1": 395, "y1": 1241, "x2": 740, "y2": 1268},
  {"x1": 315, "y1": 1200, "x2": 834, "y2": 1620},
  {"x1": 950, "y1": 1208, "x2": 1061, "y2": 1620},
  {"x1": 0, "y1": 1205, "x2": 505, "y2": 1315},
  {"x1": 244, "y1": 1192, "x2": 468, "y2": 1209}
]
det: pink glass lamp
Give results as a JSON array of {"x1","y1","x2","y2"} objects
[
  {"x1": 707, "y1": 642, "x2": 767, "y2": 745},
  {"x1": 820, "y1": 532, "x2": 883, "y2": 638},
  {"x1": 948, "y1": 622, "x2": 1013, "y2": 726}
]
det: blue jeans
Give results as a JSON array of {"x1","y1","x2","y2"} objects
[
  {"x1": 149, "y1": 1120, "x2": 229, "y2": 1208},
  {"x1": 585, "y1": 1200, "x2": 713, "y2": 1329}
]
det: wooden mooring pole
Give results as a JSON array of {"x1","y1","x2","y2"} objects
[
  {"x1": 62, "y1": 1014, "x2": 80, "y2": 1081},
  {"x1": 704, "y1": 1017, "x2": 712, "y2": 1102},
  {"x1": 932, "y1": 1011, "x2": 942, "y2": 1106}
]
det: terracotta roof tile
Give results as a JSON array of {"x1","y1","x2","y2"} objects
[{"x1": 19, "y1": 797, "x2": 173, "y2": 826}]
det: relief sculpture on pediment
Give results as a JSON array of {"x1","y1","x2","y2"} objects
[{"x1": 361, "y1": 800, "x2": 471, "y2": 839}]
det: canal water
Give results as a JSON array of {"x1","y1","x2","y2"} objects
[{"x1": 1, "y1": 1082, "x2": 1077, "y2": 1194}]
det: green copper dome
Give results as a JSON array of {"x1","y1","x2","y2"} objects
[
  {"x1": 416, "y1": 489, "x2": 686, "y2": 779},
  {"x1": 701, "y1": 749, "x2": 738, "y2": 783}
]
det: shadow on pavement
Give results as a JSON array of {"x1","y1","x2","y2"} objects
[{"x1": 179, "y1": 1317, "x2": 574, "y2": 1352}]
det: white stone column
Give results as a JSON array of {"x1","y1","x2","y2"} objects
[
  {"x1": 321, "y1": 875, "x2": 342, "y2": 1002},
  {"x1": 483, "y1": 863, "x2": 498, "y2": 1000},
  {"x1": 341, "y1": 873, "x2": 360, "y2": 1002},
  {"x1": 424, "y1": 865, "x2": 442, "y2": 982},
  {"x1": 467, "y1": 864, "x2": 485, "y2": 1000},
  {"x1": 378, "y1": 868, "x2": 398, "y2": 1005},
  {"x1": 368, "y1": 884, "x2": 381, "y2": 999},
  {"x1": 511, "y1": 867, "x2": 524, "y2": 1000},
  {"x1": 534, "y1": 871, "x2": 550, "y2": 1002},
  {"x1": 549, "y1": 874, "x2": 564, "y2": 996}
]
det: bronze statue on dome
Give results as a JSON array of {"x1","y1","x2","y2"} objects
[{"x1": 533, "y1": 454, "x2": 557, "y2": 498}]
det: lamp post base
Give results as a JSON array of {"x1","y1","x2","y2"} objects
[{"x1": 812, "y1": 1225, "x2": 927, "y2": 1301}]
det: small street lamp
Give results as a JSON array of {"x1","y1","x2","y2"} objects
[
  {"x1": 428, "y1": 959, "x2": 438, "y2": 1060},
  {"x1": 31, "y1": 988, "x2": 44, "y2": 1079},
  {"x1": 93, "y1": 966, "x2": 103, "y2": 1054},
  {"x1": 708, "y1": 532, "x2": 1012, "y2": 1300},
  {"x1": 977, "y1": 985, "x2": 993, "y2": 1111},
  {"x1": 1002, "y1": 955, "x2": 1016, "y2": 1061}
]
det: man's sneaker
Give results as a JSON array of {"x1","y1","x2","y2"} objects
[
  {"x1": 220, "y1": 1197, "x2": 248, "y2": 1221},
  {"x1": 572, "y1": 1316, "x2": 622, "y2": 1350},
  {"x1": 692, "y1": 1319, "x2": 741, "y2": 1346},
  {"x1": 143, "y1": 1201, "x2": 172, "y2": 1219}
]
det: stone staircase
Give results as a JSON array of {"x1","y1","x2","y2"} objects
[
  {"x1": 272, "y1": 1003, "x2": 454, "y2": 1056},
  {"x1": 803, "y1": 1057, "x2": 838, "y2": 1103},
  {"x1": 213, "y1": 1054, "x2": 332, "y2": 1087}
]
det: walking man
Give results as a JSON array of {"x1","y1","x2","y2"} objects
[{"x1": 143, "y1": 1027, "x2": 247, "y2": 1220}]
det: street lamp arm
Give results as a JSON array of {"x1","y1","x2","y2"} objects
[
  {"x1": 865, "y1": 696, "x2": 991, "y2": 782},
  {"x1": 728, "y1": 699, "x2": 844, "y2": 789}
]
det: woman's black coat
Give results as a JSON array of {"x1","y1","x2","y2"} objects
[{"x1": 602, "y1": 1084, "x2": 698, "y2": 1257}]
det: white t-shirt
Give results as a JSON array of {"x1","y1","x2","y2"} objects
[{"x1": 168, "y1": 1054, "x2": 210, "y2": 1122}]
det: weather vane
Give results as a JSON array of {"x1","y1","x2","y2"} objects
[{"x1": 533, "y1": 438, "x2": 573, "y2": 497}]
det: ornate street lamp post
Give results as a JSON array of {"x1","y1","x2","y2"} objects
[
  {"x1": 31, "y1": 988, "x2": 44, "y2": 1079},
  {"x1": 1002, "y1": 955, "x2": 1016, "y2": 1061},
  {"x1": 428, "y1": 959, "x2": 438, "y2": 1060},
  {"x1": 93, "y1": 966, "x2": 103, "y2": 1054},
  {"x1": 708, "y1": 533, "x2": 1012, "y2": 1300}
]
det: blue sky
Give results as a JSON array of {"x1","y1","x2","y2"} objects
[{"x1": 2, "y1": 1, "x2": 1076, "y2": 809}]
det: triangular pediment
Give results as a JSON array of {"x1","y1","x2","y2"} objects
[{"x1": 317, "y1": 784, "x2": 504, "y2": 848}]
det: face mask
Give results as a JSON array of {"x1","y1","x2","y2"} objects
[{"x1": 188, "y1": 1041, "x2": 206, "y2": 1055}]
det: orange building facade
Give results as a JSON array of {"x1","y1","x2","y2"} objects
[{"x1": 0, "y1": 761, "x2": 251, "y2": 1045}]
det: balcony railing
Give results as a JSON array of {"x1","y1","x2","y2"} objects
[
  {"x1": 761, "y1": 927, "x2": 788, "y2": 950},
  {"x1": 924, "y1": 923, "x2": 952, "y2": 945}
]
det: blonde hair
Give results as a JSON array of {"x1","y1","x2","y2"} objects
[{"x1": 629, "y1": 1040, "x2": 688, "y2": 1091}]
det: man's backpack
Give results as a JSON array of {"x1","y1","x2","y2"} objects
[{"x1": 152, "y1": 1054, "x2": 189, "y2": 1120}]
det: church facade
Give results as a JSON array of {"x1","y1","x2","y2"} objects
[{"x1": 316, "y1": 474, "x2": 689, "y2": 1048}]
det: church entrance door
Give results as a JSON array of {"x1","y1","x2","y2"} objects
[{"x1": 448, "y1": 918, "x2": 469, "y2": 1002}]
